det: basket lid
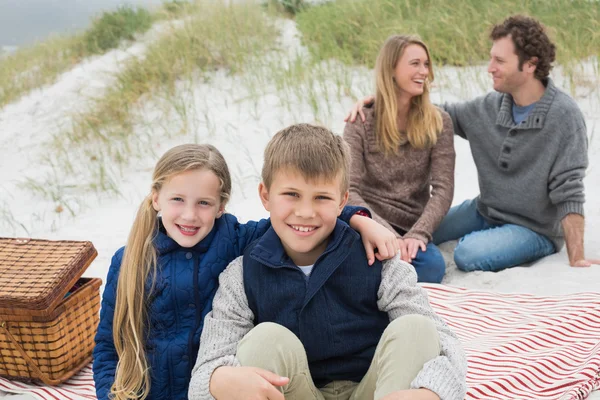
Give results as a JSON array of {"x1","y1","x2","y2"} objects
[{"x1": 0, "y1": 238, "x2": 97, "y2": 317}]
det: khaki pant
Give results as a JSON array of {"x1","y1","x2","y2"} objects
[{"x1": 236, "y1": 315, "x2": 440, "y2": 400}]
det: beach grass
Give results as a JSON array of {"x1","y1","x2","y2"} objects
[
  {"x1": 0, "y1": 1, "x2": 187, "y2": 108},
  {"x1": 295, "y1": 0, "x2": 600, "y2": 69}
]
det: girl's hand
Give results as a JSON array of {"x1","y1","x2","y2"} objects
[
  {"x1": 210, "y1": 366, "x2": 288, "y2": 400},
  {"x1": 351, "y1": 216, "x2": 399, "y2": 265},
  {"x1": 344, "y1": 95, "x2": 375, "y2": 123},
  {"x1": 403, "y1": 238, "x2": 427, "y2": 262}
]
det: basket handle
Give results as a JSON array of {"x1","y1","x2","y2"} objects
[{"x1": 0, "y1": 321, "x2": 62, "y2": 385}]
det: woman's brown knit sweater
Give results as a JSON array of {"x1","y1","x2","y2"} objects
[{"x1": 343, "y1": 105, "x2": 455, "y2": 244}]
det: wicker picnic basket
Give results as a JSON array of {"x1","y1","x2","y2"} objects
[{"x1": 0, "y1": 237, "x2": 101, "y2": 385}]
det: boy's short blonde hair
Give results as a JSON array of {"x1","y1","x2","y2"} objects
[{"x1": 262, "y1": 123, "x2": 350, "y2": 192}]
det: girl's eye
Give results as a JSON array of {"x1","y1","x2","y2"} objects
[
  {"x1": 199, "y1": 200, "x2": 210, "y2": 206},
  {"x1": 172, "y1": 197, "x2": 183, "y2": 202}
]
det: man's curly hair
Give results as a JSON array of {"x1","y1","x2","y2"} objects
[{"x1": 490, "y1": 15, "x2": 556, "y2": 81}]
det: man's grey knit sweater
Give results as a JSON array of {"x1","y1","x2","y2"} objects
[{"x1": 443, "y1": 78, "x2": 588, "y2": 250}]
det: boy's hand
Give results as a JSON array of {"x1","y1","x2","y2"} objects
[
  {"x1": 210, "y1": 366, "x2": 288, "y2": 399},
  {"x1": 343, "y1": 95, "x2": 375, "y2": 123},
  {"x1": 350, "y1": 215, "x2": 399, "y2": 265}
]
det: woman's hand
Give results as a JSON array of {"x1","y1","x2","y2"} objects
[
  {"x1": 403, "y1": 238, "x2": 427, "y2": 262},
  {"x1": 210, "y1": 366, "x2": 289, "y2": 400},
  {"x1": 350, "y1": 215, "x2": 399, "y2": 265},
  {"x1": 344, "y1": 95, "x2": 375, "y2": 123}
]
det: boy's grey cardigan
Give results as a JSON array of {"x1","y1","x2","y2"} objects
[
  {"x1": 188, "y1": 255, "x2": 467, "y2": 400},
  {"x1": 443, "y1": 78, "x2": 588, "y2": 250}
]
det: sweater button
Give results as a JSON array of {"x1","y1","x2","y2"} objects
[
  {"x1": 509, "y1": 131, "x2": 516, "y2": 137},
  {"x1": 182, "y1": 355, "x2": 189, "y2": 361},
  {"x1": 185, "y1": 252, "x2": 193, "y2": 259},
  {"x1": 503, "y1": 146, "x2": 511, "y2": 154},
  {"x1": 188, "y1": 303, "x2": 196, "y2": 309},
  {"x1": 501, "y1": 162, "x2": 508, "y2": 169}
]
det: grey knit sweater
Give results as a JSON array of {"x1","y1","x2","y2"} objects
[
  {"x1": 343, "y1": 107, "x2": 455, "y2": 244},
  {"x1": 443, "y1": 78, "x2": 588, "y2": 250},
  {"x1": 188, "y1": 255, "x2": 467, "y2": 400}
]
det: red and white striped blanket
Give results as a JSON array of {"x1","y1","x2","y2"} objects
[{"x1": 1, "y1": 285, "x2": 599, "y2": 400}]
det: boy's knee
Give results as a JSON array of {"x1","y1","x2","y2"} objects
[
  {"x1": 417, "y1": 247, "x2": 446, "y2": 283},
  {"x1": 383, "y1": 315, "x2": 437, "y2": 341},
  {"x1": 237, "y1": 322, "x2": 304, "y2": 362}
]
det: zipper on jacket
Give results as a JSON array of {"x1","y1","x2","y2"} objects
[{"x1": 188, "y1": 254, "x2": 201, "y2": 376}]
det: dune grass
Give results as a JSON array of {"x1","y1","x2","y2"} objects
[
  {"x1": 0, "y1": 2, "x2": 188, "y2": 108},
  {"x1": 295, "y1": 0, "x2": 600, "y2": 68},
  {"x1": 39, "y1": 1, "x2": 278, "y2": 203}
]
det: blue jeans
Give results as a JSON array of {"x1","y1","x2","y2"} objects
[
  {"x1": 411, "y1": 242, "x2": 446, "y2": 283},
  {"x1": 432, "y1": 198, "x2": 556, "y2": 272}
]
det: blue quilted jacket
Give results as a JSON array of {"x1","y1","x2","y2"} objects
[{"x1": 93, "y1": 207, "x2": 364, "y2": 399}]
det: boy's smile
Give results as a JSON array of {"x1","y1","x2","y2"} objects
[{"x1": 259, "y1": 168, "x2": 348, "y2": 266}]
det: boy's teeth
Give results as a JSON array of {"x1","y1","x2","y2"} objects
[{"x1": 292, "y1": 225, "x2": 315, "y2": 232}]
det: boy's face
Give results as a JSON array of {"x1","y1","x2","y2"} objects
[{"x1": 259, "y1": 168, "x2": 348, "y2": 267}]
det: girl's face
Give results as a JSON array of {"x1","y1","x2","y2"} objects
[
  {"x1": 152, "y1": 168, "x2": 224, "y2": 248},
  {"x1": 393, "y1": 44, "x2": 430, "y2": 100}
]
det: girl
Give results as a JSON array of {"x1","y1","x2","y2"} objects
[
  {"x1": 93, "y1": 143, "x2": 397, "y2": 400},
  {"x1": 343, "y1": 35, "x2": 456, "y2": 283}
]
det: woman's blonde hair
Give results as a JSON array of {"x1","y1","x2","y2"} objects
[
  {"x1": 374, "y1": 34, "x2": 442, "y2": 154},
  {"x1": 110, "y1": 144, "x2": 231, "y2": 399}
]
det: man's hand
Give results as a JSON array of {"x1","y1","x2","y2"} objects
[
  {"x1": 209, "y1": 366, "x2": 289, "y2": 400},
  {"x1": 344, "y1": 95, "x2": 375, "y2": 123},
  {"x1": 572, "y1": 259, "x2": 600, "y2": 267},
  {"x1": 351, "y1": 215, "x2": 399, "y2": 265},
  {"x1": 380, "y1": 388, "x2": 440, "y2": 400}
]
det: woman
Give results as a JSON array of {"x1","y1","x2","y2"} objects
[{"x1": 343, "y1": 35, "x2": 455, "y2": 283}]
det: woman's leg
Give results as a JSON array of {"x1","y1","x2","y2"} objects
[{"x1": 410, "y1": 242, "x2": 446, "y2": 283}]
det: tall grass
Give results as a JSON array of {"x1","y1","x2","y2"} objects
[
  {"x1": 41, "y1": 1, "x2": 278, "y2": 201},
  {"x1": 0, "y1": 2, "x2": 184, "y2": 108},
  {"x1": 296, "y1": 0, "x2": 600, "y2": 68}
]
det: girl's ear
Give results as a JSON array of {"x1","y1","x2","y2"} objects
[
  {"x1": 216, "y1": 203, "x2": 225, "y2": 219},
  {"x1": 151, "y1": 191, "x2": 160, "y2": 212}
]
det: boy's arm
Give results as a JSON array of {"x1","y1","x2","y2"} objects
[
  {"x1": 92, "y1": 250, "x2": 123, "y2": 400},
  {"x1": 189, "y1": 256, "x2": 255, "y2": 400},
  {"x1": 378, "y1": 255, "x2": 467, "y2": 400}
]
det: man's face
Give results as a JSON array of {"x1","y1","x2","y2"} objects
[
  {"x1": 487, "y1": 35, "x2": 531, "y2": 95},
  {"x1": 258, "y1": 168, "x2": 348, "y2": 267}
]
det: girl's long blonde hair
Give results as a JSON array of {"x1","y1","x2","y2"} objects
[
  {"x1": 110, "y1": 144, "x2": 231, "y2": 399},
  {"x1": 374, "y1": 34, "x2": 443, "y2": 154}
]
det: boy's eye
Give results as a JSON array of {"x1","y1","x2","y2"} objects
[
  {"x1": 316, "y1": 195, "x2": 332, "y2": 200},
  {"x1": 284, "y1": 192, "x2": 299, "y2": 198}
]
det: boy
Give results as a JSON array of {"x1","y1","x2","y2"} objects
[{"x1": 189, "y1": 124, "x2": 467, "y2": 400}]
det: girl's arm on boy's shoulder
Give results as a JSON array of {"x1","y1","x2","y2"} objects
[
  {"x1": 92, "y1": 249, "x2": 124, "y2": 400},
  {"x1": 377, "y1": 255, "x2": 467, "y2": 400},
  {"x1": 188, "y1": 256, "x2": 255, "y2": 400}
]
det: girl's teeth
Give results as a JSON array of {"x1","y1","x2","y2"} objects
[{"x1": 180, "y1": 226, "x2": 198, "y2": 232}]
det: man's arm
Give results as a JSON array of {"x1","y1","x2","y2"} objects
[{"x1": 561, "y1": 213, "x2": 600, "y2": 267}]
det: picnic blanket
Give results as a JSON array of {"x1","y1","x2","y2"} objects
[{"x1": 1, "y1": 285, "x2": 599, "y2": 400}]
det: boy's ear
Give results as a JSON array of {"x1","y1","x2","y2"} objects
[
  {"x1": 338, "y1": 190, "x2": 349, "y2": 215},
  {"x1": 258, "y1": 182, "x2": 271, "y2": 211},
  {"x1": 151, "y1": 191, "x2": 160, "y2": 212}
]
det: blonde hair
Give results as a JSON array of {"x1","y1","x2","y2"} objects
[
  {"x1": 374, "y1": 34, "x2": 443, "y2": 154},
  {"x1": 111, "y1": 144, "x2": 231, "y2": 399},
  {"x1": 262, "y1": 123, "x2": 350, "y2": 192}
]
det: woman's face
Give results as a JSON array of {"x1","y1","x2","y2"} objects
[{"x1": 393, "y1": 44, "x2": 430, "y2": 99}]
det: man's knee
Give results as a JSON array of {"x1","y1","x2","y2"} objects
[{"x1": 453, "y1": 242, "x2": 484, "y2": 272}]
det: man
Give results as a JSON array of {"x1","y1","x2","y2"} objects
[{"x1": 347, "y1": 15, "x2": 598, "y2": 271}]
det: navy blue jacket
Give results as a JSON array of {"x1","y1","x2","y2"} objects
[
  {"x1": 244, "y1": 220, "x2": 389, "y2": 387},
  {"x1": 93, "y1": 207, "x2": 364, "y2": 399}
]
